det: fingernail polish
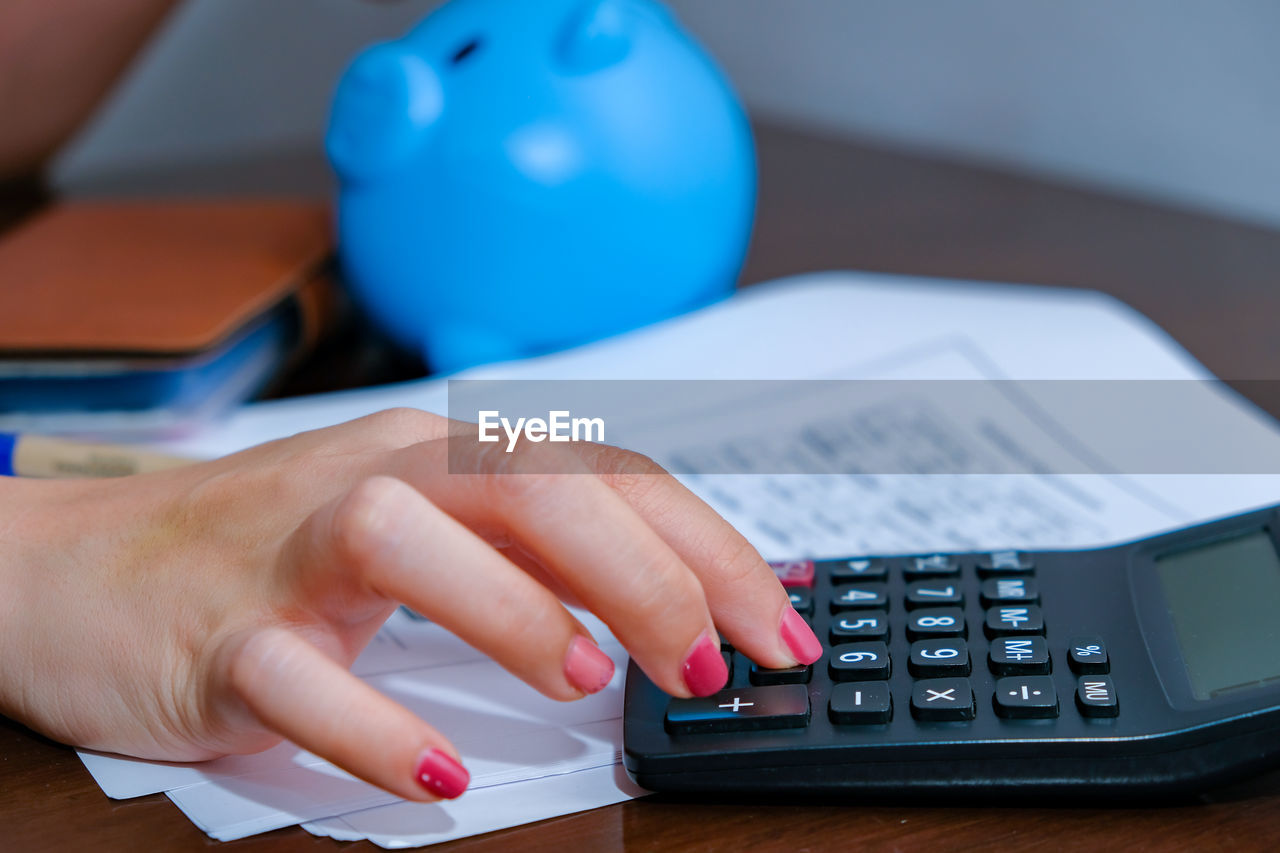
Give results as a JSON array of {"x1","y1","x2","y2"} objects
[
  {"x1": 415, "y1": 748, "x2": 469, "y2": 799},
  {"x1": 779, "y1": 606, "x2": 822, "y2": 665},
  {"x1": 564, "y1": 635, "x2": 615, "y2": 695},
  {"x1": 681, "y1": 630, "x2": 728, "y2": 696}
]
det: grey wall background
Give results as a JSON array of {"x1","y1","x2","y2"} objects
[{"x1": 54, "y1": 0, "x2": 1280, "y2": 229}]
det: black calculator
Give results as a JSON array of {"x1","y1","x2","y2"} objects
[{"x1": 622, "y1": 503, "x2": 1280, "y2": 797}]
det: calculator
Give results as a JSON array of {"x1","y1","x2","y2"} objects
[{"x1": 622, "y1": 504, "x2": 1280, "y2": 797}]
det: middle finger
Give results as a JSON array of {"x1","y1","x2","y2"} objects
[{"x1": 394, "y1": 439, "x2": 729, "y2": 698}]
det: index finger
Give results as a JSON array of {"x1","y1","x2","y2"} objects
[{"x1": 576, "y1": 445, "x2": 822, "y2": 671}]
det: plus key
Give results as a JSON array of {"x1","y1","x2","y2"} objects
[{"x1": 664, "y1": 685, "x2": 811, "y2": 734}]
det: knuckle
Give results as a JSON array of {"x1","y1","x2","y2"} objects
[
  {"x1": 502, "y1": 439, "x2": 584, "y2": 474},
  {"x1": 362, "y1": 407, "x2": 448, "y2": 445},
  {"x1": 591, "y1": 449, "x2": 681, "y2": 517},
  {"x1": 227, "y1": 627, "x2": 294, "y2": 698},
  {"x1": 477, "y1": 442, "x2": 587, "y2": 503},
  {"x1": 327, "y1": 476, "x2": 408, "y2": 572},
  {"x1": 593, "y1": 448, "x2": 669, "y2": 490}
]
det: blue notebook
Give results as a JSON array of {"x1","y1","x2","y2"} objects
[{"x1": 0, "y1": 306, "x2": 297, "y2": 437}]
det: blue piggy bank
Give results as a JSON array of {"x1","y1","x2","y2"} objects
[{"x1": 326, "y1": 0, "x2": 755, "y2": 372}]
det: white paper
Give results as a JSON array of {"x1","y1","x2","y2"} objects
[
  {"x1": 301, "y1": 763, "x2": 646, "y2": 849},
  {"x1": 159, "y1": 645, "x2": 627, "y2": 841},
  {"x1": 80, "y1": 608, "x2": 618, "y2": 798},
  {"x1": 167, "y1": 717, "x2": 622, "y2": 841},
  {"x1": 599, "y1": 341, "x2": 1280, "y2": 559}
]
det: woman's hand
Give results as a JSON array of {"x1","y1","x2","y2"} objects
[{"x1": 0, "y1": 409, "x2": 820, "y2": 801}]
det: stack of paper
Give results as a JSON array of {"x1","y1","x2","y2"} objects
[
  {"x1": 79, "y1": 272, "x2": 1280, "y2": 846},
  {"x1": 81, "y1": 606, "x2": 644, "y2": 844}
]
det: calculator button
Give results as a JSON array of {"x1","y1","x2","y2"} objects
[
  {"x1": 1067, "y1": 636, "x2": 1110, "y2": 674},
  {"x1": 906, "y1": 608, "x2": 966, "y2": 640},
  {"x1": 908, "y1": 639, "x2": 971, "y2": 677},
  {"x1": 769, "y1": 560, "x2": 815, "y2": 588},
  {"x1": 829, "y1": 682, "x2": 892, "y2": 724},
  {"x1": 905, "y1": 581, "x2": 964, "y2": 609},
  {"x1": 723, "y1": 651, "x2": 734, "y2": 681},
  {"x1": 905, "y1": 555, "x2": 961, "y2": 578},
  {"x1": 988, "y1": 636, "x2": 1050, "y2": 675},
  {"x1": 976, "y1": 551, "x2": 1036, "y2": 577},
  {"x1": 822, "y1": 558, "x2": 888, "y2": 581},
  {"x1": 910, "y1": 678, "x2": 976, "y2": 721},
  {"x1": 829, "y1": 613, "x2": 889, "y2": 644},
  {"x1": 665, "y1": 685, "x2": 811, "y2": 734},
  {"x1": 993, "y1": 676, "x2": 1059, "y2": 719},
  {"x1": 983, "y1": 605, "x2": 1045, "y2": 638},
  {"x1": 828, "y1": 642, "x2": 891, "y2": 681},
  {"x1": 787, "y1": 588, "x2": 814, "y2": 616},
  {"x1": 830, "y1": 584, "x2": 889, "y2": 611},
  {"x1": 750, "y1": 662, "x2": 813, "y2": 686},
  {"x1": 979, "y1": 577, "x2": 1039, "y2": 607},
  {"x1": 1076, "y1": 676, "x2": 1119, "y2": 717}
]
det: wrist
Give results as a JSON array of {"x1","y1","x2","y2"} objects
[{"x1": 0, "y1": 476, "x2": 97, "y2": 722}]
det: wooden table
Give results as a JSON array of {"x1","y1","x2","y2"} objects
[{"x1": 6, "y1": 123, "x2": 1280, "y2": 851}]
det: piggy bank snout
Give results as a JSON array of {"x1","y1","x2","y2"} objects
[{"x1": 326, "y1": 43, "x2": 443, "y2": 181}]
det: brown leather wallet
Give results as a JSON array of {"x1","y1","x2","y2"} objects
[{"x1": 0, "y1": 200, "x2": 336, "y2": 359}]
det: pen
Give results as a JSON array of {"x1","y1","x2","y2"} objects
[{"x1": 0, "y1": 432, "x2": 195, "y2": 479}]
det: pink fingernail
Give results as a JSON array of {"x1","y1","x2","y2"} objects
[
  {"x1": 564, "y1": 635, "x2": 615, "y2": 695},
  {"x1": 779, "y1": 606, "x2": 822, "y2": 665},
  {"x1": 681, "y1": 630, "x2": 728, "y2": 697},
  {"x1": 414, "y1": 748, "x2": 469, "y2": 799}
]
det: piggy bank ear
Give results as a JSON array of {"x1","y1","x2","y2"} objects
[
  {"x1": 326, "y1": 42, "x2": 443, "y2": 182},
  {"x1": 557, "y1": 0, "x2": 636, "y2": 74}
]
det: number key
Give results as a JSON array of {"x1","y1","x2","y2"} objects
[
  {"x1": 909, "y1": 639, "x2": 971, "y2": 677},
  {"x1": 829, "y1": 613, "x2": 889, "y2": 644},
  {"x1": 906, "y1": 581, "x2": 963, "y2": 609},
  {"x1": 830, "y1": 584, "x2": 888, "y2": 611},
  {"x1": 750, "y1": 662, "x2": 813, "y2": 686},
  {"x1": 787, "y1": 588, "x2": 814, "y2": 616},
  {"x1": 906, "y1": 607, "x2": 966, "y2": 640},
  {"x1": 828, "y1": 642, "x2": 891, "y2": 681}
]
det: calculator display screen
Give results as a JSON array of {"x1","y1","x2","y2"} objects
[{"x1": 1156, "y1": 530, "x2": 1280, "y2": 700}]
